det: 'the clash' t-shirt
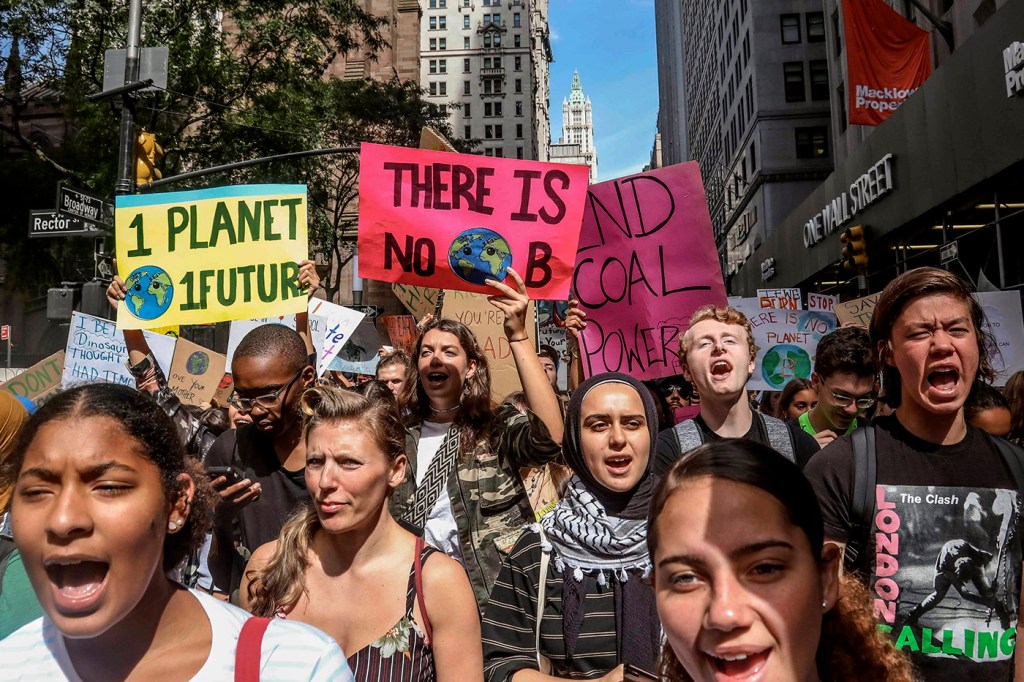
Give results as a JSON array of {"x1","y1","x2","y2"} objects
[{"x1": 805, "y1": 415, "x2": 1022, "y2": 682}]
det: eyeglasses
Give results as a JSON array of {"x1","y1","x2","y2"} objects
[
  {"x1": 822, "y1": 378, "x2": 876, "y2": 410},
  {"x1": 228, "y1": 369, "x2": 304, "y2": 412},
  {"x1": 663, "y1": 385, "x2": 688, "y2": 396}
]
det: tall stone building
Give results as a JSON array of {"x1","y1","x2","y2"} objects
[
  {"x1": 549, "y1": 71, "x2": 598, "y2": 183},
  {"x1": 654, "y1": 0, "x2": 832, "y2": 280},
  {"x1": 418, "y1": 0, "x2": 553, "y2": 160},
  {"x1": 326, "y1": 0, "x2": 421, "y2": 82}
]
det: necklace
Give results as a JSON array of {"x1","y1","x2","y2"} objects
[{"x1": 429, "y1": 403, "x2": 460, "y2": 414}]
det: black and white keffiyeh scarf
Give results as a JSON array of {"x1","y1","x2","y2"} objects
[{"x1": 536, "y1": 372, "x2": 661, "y2": 669}]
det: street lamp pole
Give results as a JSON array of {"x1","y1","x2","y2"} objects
[{"x1": 114, "y1": 0, "x2": 143, "y2": 196}]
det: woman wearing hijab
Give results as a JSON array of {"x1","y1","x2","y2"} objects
[{"x1": 482, "y1": 372, "x2": 661, "y2": 681}]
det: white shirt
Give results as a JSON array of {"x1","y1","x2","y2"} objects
[
  {"x1": 419, "y1": 420, "x2": 464, "y2": 565},
  {"x1": 0, "y1": 589, "x2": 352, "y2": 681}
]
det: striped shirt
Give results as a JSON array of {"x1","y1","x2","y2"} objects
[
  {"x1": 0, "y1": 589, "x2": 352, "y2": 681},
  {"x1": 481, "y1": 531, "x2": 620, "y2": 681}
]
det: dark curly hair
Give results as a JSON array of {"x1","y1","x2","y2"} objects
[
  {"x1": 648, "y1": 439, "x2": 914, "y2": 682},
  {"x1": 398, "y1": 317, "x2": 498, "y2": 451},
  {"x1": 0, "y1": 383, "x2": 215, "y2": 572}
]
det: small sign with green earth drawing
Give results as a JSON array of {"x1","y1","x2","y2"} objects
[
  {"x1": 123, "y1": 266, "x2": 174, "y2": 320},
  {"x1": 733, "y1": 300, "x2": 837, "y2": 392}
]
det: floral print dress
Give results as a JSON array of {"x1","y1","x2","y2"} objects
[{"x1": 347, "y1": 538, "x2": 438, "y2": 681}]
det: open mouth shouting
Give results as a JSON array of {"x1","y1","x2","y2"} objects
[
  {"x1": 44, "y1": 556, "x2": 110, "y2": 615},
  {"x1": 710, "y1": 360, "x2": 733, "y2": 381},
  {"x1": 704, "y1": 649, "x2": 771, "y2": 680},
  {"x1": 926, "y1": 366, "x2": 960, "y2": 398},
  {"x1": 604, "y1": 454, "x2": 634, "y2": 477},
  {"x1": 425, "y1": 371, "x2": 450, "y2": 390}
]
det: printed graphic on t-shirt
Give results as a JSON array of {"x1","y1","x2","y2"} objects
[{"x1": 871, "y1": 484, "x2": 1021, "y2": 663}]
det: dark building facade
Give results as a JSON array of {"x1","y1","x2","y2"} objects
[{"x1": 732, "y1": 0, "x2": 1024, "y2": 298}]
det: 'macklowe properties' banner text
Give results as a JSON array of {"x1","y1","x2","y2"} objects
[
  {"x1": 115, "y1": 185, "x2": 309, "y2": 330},
  {"x1": 843, "y1": 0, "x2": 932, "y2": 126}
]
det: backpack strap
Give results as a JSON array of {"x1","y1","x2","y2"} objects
[
  {"x1": 413, "y1": 536, "x2": 434, "y2": 645},
  {"x1": 759, "y1": 413, "x2": 796, "y2": 462},
  {"x1": 991, "y1": 436, "x2": 1024, "y2": 553},
  {"x1": 535, "y1": 528, "x2": 552, "y2": 674},
  {"x1": 845, "y1": 425, "x2": 877, "y2": 574},
  {"x1": 235, "y1": 616, "x2": 271, "y2": 682},
  {"x1": 672, "y1": 419, "x2": 704, "y2": 455}
]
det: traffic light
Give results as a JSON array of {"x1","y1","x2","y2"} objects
[
  {"x1": 135, "y1": 130, "x2": 163, "y2": 186},
  {"x1": 840, "y1": 225, "x2": 868, "y2": 272}
]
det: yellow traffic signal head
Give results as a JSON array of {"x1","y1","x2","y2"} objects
[
  {"x1": 135, "y1": 130, "x2": 163, "y2": 185},
  {"x1": 840, "y1": 225, "x2": 868, "y2": 272}
]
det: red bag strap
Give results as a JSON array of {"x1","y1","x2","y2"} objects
[
  {"x1": 235, "y1": 616, "x2": 271, "y2": 682},
  {"x1": 414, "y1": 536, "x2": 433, "y2": 645}
]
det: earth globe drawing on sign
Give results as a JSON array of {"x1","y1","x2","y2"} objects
[
  {"x1": 186, "y1": 351, "x2": 209, "y2": 375},
  {"x1": 447, "y1": 228, "x2": 512, "y2": 286},
  {"x1": 761, "y1": 344, "x2": 812, "y2": 389},
  {"x1": 124, "y1": 266, "x2": 174, "y2": 320}
]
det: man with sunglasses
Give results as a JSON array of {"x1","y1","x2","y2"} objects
[
  {"x1": 205, "y1": 323, "x2": 316, "y2": 597},
  {"x1": 798, "y1": 326, "x2": 878, "y2": 449}
]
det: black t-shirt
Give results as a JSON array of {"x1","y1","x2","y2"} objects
[
  {"x1": 204, "y1": 425, "x2": 310, "y2": 553},
  {"x1": 805, "y1": 415, "x2": 1021, "y2": 682},
  {"x1": 654, "y1": 413, "x2": 820, "y2": 475}
]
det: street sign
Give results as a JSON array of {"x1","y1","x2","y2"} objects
[
  {"x1": 940, "y1": 241, "x2": 959, "y2": 265},
  {"x1": 102, "y1": 46, "x2": 169, "y2": 93},
  {"x1": 0, "y1": 325, "x2": 8, "y2": 341},
  {"x1": 57, "y1": 183, "x2": 112, "y2": 227},
  {"x1": 28, "y1": 210, "x2": 108, "y2": 239},
  {"x1": 347, "y1": 305, "x2": 381, "y2": 319}
]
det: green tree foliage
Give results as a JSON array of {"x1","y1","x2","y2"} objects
[{"x1": 1, "y1": 0, "x2": 471, "y2": 298}]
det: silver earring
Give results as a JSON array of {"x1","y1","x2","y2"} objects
[
  {"x1": 176, "y1": 519, "x2": 184, "y2": 528},
  {"x1": 167, "y1": 521, "x2": 177, "y2": 532},
  {"x1": 821, "y1": 600, "x2": 829, "y2": 609}
]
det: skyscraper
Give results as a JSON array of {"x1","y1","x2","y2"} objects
[
  {"x1": 419, "y1": 0, "x2": 553, "y2": 161},
  {"x1": 550, "y1": 71, "x2": 598, "y2": 183}
]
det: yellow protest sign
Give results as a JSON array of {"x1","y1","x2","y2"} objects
[{"x1": 114, "y1": 184, "x2": 309, "y2": 330}]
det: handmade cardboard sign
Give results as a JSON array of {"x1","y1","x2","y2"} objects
[
  {"x1": 115, "y1": 185, "x2": 309, "y2": 329},
  {"x1": 166, "y1": 337, "x2": 227, "y2": 406},
  {"x1": 835, "y1": 293, "x2": 880, "y2": 326},
  {"x1": 807, "y1": 292, "x2": 838, "y2": 313},
  {"x1": 63, "y1": 312, "x2": 135, "y2": 388},
  {"x1": 392, "y1": 283, "x2": 442, "y2": 320},
  {"x1": 573, "y1": 164, "x2": 727, "y2": 381},
  {"x1": 1, "y1": 351, "x2": 65, "y2": 404},
  {"x1": 308, "y1": 299, "x2": 366, "y2": 377},
  {"x1": 225, "y1": 315, "x2": 297, "y2": 369},
  {"x1": 441, "y1": 289, "x2": 535, "y2": 400},
  {"x1": 734, "y1": 299, "x2": 838, "y2": 392},
  {"x1": 328, "y1": 320, "x2": 383, "y2": 375},
  {"x1": 358, "y1": 143, "x2": 589, "y2": 299},
  {"x1": 142, "y1": 329, "x2": 177, "y2": 377},
  {"x1": 381, "y1": 315, "x2": 419, "y2": 355}
]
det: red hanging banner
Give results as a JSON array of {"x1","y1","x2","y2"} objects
[{"x1": 843, "y1": 0, "x2": 932, "y2": 126}]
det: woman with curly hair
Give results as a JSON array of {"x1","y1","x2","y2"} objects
[
  {"x1": 242, "y1": 387, "x2": 482, "y2": 680},
  {"x1": 0, "y1": 383, "x2": 349, "y2": 679},
  {"x1": 648, "y1": 439, "x2": 913, "y2": 682},
  {"x1": 394, "y1": 268, "x2": 564, "y2": 608}
]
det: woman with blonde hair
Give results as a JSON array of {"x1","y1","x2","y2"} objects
[
  {"x1": 243, "y1": 387, "x2": 482, "y2": 681},
  {"x1": 648, "y1": 439, "x2": 913, "y2": 682}
]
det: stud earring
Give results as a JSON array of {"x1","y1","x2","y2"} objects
[
  {"x1": 821, "y1": 600, "x2": 829, "y2": 609},
  {"x1": 168, "y1": 521, "x2": 177, "y2": 532},
  {"x1": 176, "y1": 519, "x2": 184, "y2": 528}
]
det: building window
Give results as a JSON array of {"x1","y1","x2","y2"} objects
[
  {"x1": 463, "y1": 15, "x2": 470, "y2": 28},
  {"x1": 483, "y1": 14, "x2": 491, "y2": 25},
  {"x1": 429, "y1": 82, "x2": 437, "y2": 95},
  {"x1": 495, "y1": 147, "x2": 504, "y2": 158},
  {"x1": 483, "y1": 79, "x2": 492, "y2": 94},
  {"x1": 514, "y1": 78, "x2": 522, "y2": 93},
  {"x1": 515, "y1": 101, "x2": 523, "y2": 115},
  {"x1": 516, "y1": 123, "x2": 523, "y2": 138},
  {"x1": 809, "y1": 60, "x2": 828, "y2": 100},
  {"x1": 783, "y1": 62, "x2": 805, "y2": 102},
  {"x1": 439, "y1": 59, "x2": 447, "y2": 74},
  {"x1": 780, "y1": 14, "x2": 801, "y2": 44},
  {"x1": 513, "y1": 13, "x2": 521, "y2": 27},
  {"x1": 439, "y1": 38, "x2": 446, "y2": 50},
  {"x1": 429, "y1": 0, "x2": 436, "y2": 6},
  {"x1": 795, "y1": 126, "x2": 828, "y2": 158},
  {"x1": 439, "y1": 82, "x2": 447, "y2": 96},
  {"x1": 429, "y1": 16, "x2": 437, "y2": 29},
  {"x1": 484, "y1": 148, "x2": 492, "y2": 156},
  {"x1": 517, "y1": 146, "x2": 524, "y2": 159},
  {"x1": 429, "y1": 38, "x2": 437, "y2": 50},
  {"x1": 439, "y1": 16, "x2": 446, "y2": 29},
  {"x1": 464, "y1": 103, "x2": 472, "y2": 118},
  {"x1": 465, "y1": 125, "x2": 472, "y2": 139},
  {"x1": 483, "y1": 33, "x2": 491, "y2": 47},
  {"x1": 464, "y1": 81, "x2": 471, "y2": 95},
  {"x1": 493, "y1": 14, "x2": 501, "y2": 25},
  {"x1": 514, "y1": 56, "x2": 522, "y2": 70},
  {"x1": 806, "y1": 12, "x2": 825, "y2": 42},
  {"x1": 514, "y1": 34, "x2": 521, "y2": 47},
  {"x1": 463, "y1": 58, "x2": 471, "y2": 73},
  {"x1": 485, "y1": 125, "x2": 494, "y2": 139},
  {"x1": 429, "y1": 60, "x2": 437, "y2": 74},
  {"x1": 439, "y1": 0, "x2": 446, "y2": 6},
  {"x1": 463, "y1": 0, "x2": 469, "y2": 5}
]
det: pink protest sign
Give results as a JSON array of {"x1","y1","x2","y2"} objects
[
  {"x1": 357, "y1": 143, "x2": 589, "y2": 299},
  {"x1": 573, "y1": 164, "x2": 727, "y2": 381}
]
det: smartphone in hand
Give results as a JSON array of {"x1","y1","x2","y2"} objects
[{"x1": 207, "y1": 465, "x2": 245, "y2": 487}]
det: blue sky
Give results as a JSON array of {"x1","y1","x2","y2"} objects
[{"x1": 547, "y1": 0, "x2": 658, "y2": 182}]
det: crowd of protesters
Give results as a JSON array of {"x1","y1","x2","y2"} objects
[{"x1": 1, "y1": 264, "x2": 1023, "y2": 681}]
